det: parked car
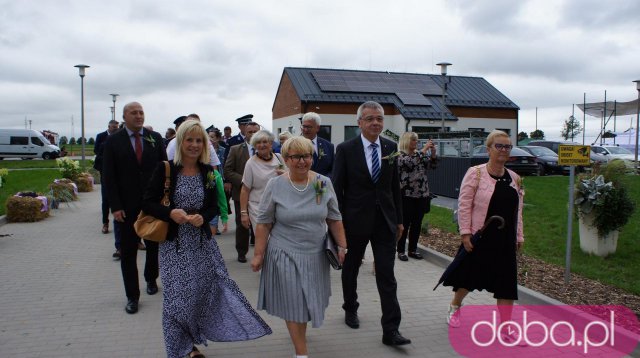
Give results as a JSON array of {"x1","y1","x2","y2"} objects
[
  {"x1": 0, "y1": 129, "x2": 61, "y2": 160},
  {"x1": 519, "y1": 146, "x2": 570, "y2": 176},
  {"x1": 590, "y1": 145, "x2": 637, "y2": 168},
  {"x1": 472, "y1": 145, "x2": 538, "y2": 176}
]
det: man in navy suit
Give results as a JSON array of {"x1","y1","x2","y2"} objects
[
  {"x1": 300, "y1": 112, "x2": 334, "y2": 178},
  {"x1": 332, "y1": 101, "x2": 410, "y2": 346},
  {"x1": 102, "y1": 102, "x2": 167, "y2": 314},
  {"x1": 226, "y1": 114, "x2": 253, "y2": 147},
  {"x1": 94, "y1": 120, "x2": 119, "y2": 248}
]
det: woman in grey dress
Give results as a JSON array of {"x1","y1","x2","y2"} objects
[{"x1": 251, "y1": 136, "x2": 347, "y2": 358}]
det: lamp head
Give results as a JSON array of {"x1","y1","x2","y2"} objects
[
  {"x1": 109, "y1": 93, "x2": 119, "y2": 101},
  {"x1": 634, "y1": 80, "x2": 640, "y2": 91},
  {"x1": 436, "y1": 62, "x2": 452, "y2": 76},
  {"x1": 74, "y1": 64, "x2": 90, "y2": 77}
]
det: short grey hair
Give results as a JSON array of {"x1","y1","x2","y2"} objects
[
  {"x1": 250, "y1": 130, "x2": 275, "y2": 147},
  {"x1": 301, "y1": 112, "x2": 321, "y2": 126},
  {"x1": 356, "y1": 101, "x2": 384, "y2": 121}
]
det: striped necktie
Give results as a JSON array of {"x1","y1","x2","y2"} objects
[{"x1": 370, "y1": 143, "x2": 380, "y2": 183}]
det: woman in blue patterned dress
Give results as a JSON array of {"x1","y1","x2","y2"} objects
[
  {"x1": 143, "y1": 120, "x2": 271, "y2": 358},
  {"x1": 251, "y1": 136, "x2": 347, "y2": 358}
]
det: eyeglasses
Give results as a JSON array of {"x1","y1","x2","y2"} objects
[
  {"x1": 301, "y1": 125, "x2": 314, "y2": 130},
  {"x1": 287, "y1": 154, "x2": 313, "y2": 162},
  {"x1": 494, "y1": 144, "x2": 513, "y2": 151}
]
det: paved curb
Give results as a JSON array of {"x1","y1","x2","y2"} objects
[{"x1": 0, "y1": 215, "x2": 6, "y2": 227}]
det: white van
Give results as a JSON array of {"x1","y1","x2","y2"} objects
[{"x1": 0, "y1": 129, "x2": 61, "y2": 160}]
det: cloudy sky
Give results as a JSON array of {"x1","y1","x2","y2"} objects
[{"x1": 1, "y1": 0, "x2": 638, "y2": 143}]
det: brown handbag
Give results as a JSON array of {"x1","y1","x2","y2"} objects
[{"x1": 134, "y1": 161, "x2": 171, "y2": 242}]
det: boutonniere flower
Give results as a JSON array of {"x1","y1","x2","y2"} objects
[
  {"x1": 143, "y1": 135, "x2": 156, "y2": 147},
  {"x1": 313, "y1": 174, "x2": 327, "y2": 204},
  {"x1": 516, "y1": 177, "x2": 525, "y2": 194},
  {"x1": 318, "y1": 148, "x2": 326, "y2": 160},
  {"x1": 205, "y1": 171, "x2": 216, "y2": 189},
  {"x1": 381, "y1": 151, "x2": 400, "y2": 164}
]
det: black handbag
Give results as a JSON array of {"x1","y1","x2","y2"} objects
[{"x1": 324, "y1": 232, "x2": 342, "y2": 270}]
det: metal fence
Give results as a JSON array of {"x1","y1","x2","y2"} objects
[{"x1": 427, "y1": 157, "x2": 488, "y2": 198}]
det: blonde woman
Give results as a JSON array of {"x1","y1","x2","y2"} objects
[
  {"x1": 443, "y1": 130, "x2": 524, "y2": 342},
  {"x1": 396, "y1": 132, "x2": 437, "y2": 261},
  {"x1": 142, "y1": 120, "x2": 271, "y2": 358},
  {"x1": 251, "y1": 136, "x2": 347, "y2": 358}
]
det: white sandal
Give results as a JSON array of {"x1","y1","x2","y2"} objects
[{"x1": 446, "y1": 304, "x2": 461, "y2": 328}]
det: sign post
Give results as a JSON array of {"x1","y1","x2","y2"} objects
[{"x1": 558, "y1": 145, "x2": 590, "y2": 284}]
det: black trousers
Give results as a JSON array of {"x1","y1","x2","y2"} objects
[
  {"x1": 397, "y1": 196, "x2": 429, "y2": 254},
  {"x1": 233, "y1": 199, "x2": 251, "y2": 257},
  {"x1": 119, "y1": 217, "x2": 158, "y2": 301},
  {"x1": 342, "y1": 208, "x2": 401, "y2": 333},
  {"x1": 99, "y1": 172, "x2": 109, "y2": 225}
]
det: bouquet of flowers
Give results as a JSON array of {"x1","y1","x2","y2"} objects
[{"x1": 56, "y1": 157, "x2": 82, "y2": 180}]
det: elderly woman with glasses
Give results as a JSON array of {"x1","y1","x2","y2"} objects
[
  {"x1": 251, "y1": 136, "x2": 347, "y2": 358},
  {"x1": 442, "y1": 130, "x2": 524, "y2": 334},
  {"x1": 239, "y1": 130, "x2": 285, "y2": 232}
]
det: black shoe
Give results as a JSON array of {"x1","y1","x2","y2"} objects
[
  {"x1": 125, "y1": 299, "x2": 138, "y2": 314},
  {"x1": 345, "y1": 311, "x2": 360, "y2": 329},
  {"x1": 382, "y1": 330, "x2": 411, "y2": 346},
  {"x1": 146, "y1": 281, "x2": 158, "y2": 295},
  {"x1": 408, "y1": 252, "x2": 423, "y2": 260},
  {"x1": 397, "y1": 253, "x2": 408, "y2": 261},
  {"x1": 112, "y1": 250, "x2": 121, "y2": 260},
  {"x1": 237, "y1": 255, "x2": 247, "y2": 263}
]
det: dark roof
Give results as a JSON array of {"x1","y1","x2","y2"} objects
[{"x1": 279, "y1": 67, "x2": 519, "y2": 121}]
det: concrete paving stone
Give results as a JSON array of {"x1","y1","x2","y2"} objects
[{"x1": 0, "y1": 185, "x2": 557, "y2": 357}]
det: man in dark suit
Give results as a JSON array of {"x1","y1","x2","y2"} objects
[
  {"x1": 94, "y1": 120, "x2": 119, "y2": 233},
  {"x1": 223, "y1": 122, "x2": 259, "y2": 263},
  {"x1": 300, "y1": 112, "x2": 334, "y2": 178},
  {"x1": 226, "y1": 114, "x2": 253, "y2": 147},
  {"x1": 102, "y1": 102, "x2": 167, "y2": 314},
  {"x1": 94, "y1": 119, "x2": 120, "y2": 257},
  {"x1": 332, "y1": 101, "x2": 410, "y2": 346}
]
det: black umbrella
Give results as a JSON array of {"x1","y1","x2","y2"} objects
[{"x1": 433, "y1": 215, "x2": 505, "y2": 290}]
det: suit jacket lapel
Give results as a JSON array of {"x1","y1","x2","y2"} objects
[
  {"x1": 119, "y1": 130, "x2": 137, "y2": 163},
  {"x1": 380, "y1": 140, "x2": 393, "y2": 178}
]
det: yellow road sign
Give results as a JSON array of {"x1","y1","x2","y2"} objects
[{"x1": 558, "y1": 145, "x2": 590, "y2": 166}]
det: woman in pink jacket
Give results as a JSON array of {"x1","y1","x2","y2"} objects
[{"x1": 443, "y1": 130, "x2": 524, "y2": 331}]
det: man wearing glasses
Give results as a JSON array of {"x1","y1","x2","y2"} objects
[
  {"x1": 332, "y1": 101, "x2": 411, "y2": 346},
  {"x1": 300, "y1": 112, "x2": 334, "y2": 178}
]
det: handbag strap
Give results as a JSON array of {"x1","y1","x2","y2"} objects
[{"x1": 161, "y1": 161, "x2": 171, "y2": 207}]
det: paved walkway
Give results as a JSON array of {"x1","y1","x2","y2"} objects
[{"x1": 0, "y1": 186, "x2": 500, "y2": 357}]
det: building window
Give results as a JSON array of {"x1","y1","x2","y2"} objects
[
  {"x1": 288, "y1": 126, "x2": 293, "y2": 134},
  {"x1": 412, "y1": 126, "x2": 444, "y2": 134},
  {"x1": 344, "y1": 126, "x2": 361, "y2": 141},
  {"x1": 496, "y1": 128, "x2": 511, "y2": 135},
  {"x1": 319, "y1": 125, "x2": 331, "y2": 141},
  {"x1": 468, "y1": 127, "x2": 484, "y2": 132}
]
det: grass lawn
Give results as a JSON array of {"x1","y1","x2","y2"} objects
[
  {"x1": 0, "y1": 159, "x2": 93, "y2": 170},
  {"x1": 426, "y1": 175, "x2": 640, "y2": 295},
  {"x1": 63, "y1": 144, "x2": 95, "y2": 156},
  {"x1": 0, "y1": 169, "x2": 62, "y2": 216}
]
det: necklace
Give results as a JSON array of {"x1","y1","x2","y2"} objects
[
  {"x1": 287, "y1": 172, "x2": 309, "y2": 192},
  {"x1": 486, "y1": 162, "x2": 505, "y2": 177},
  {"x1": 257, "y1": 152, "x2": 273, "y2": 161}
]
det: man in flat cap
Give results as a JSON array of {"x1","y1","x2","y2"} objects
[{"x1": 226, "y1": 114, "x2": 253, "y2": 147}]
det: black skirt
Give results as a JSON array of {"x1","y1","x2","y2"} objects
[{"x1": 443, "y1": 171, "x2": 519, "y2": 300}]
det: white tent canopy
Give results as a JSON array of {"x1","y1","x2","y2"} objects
[{"x1": 577, "y1": 99, "x2": 639, "y2": 118}]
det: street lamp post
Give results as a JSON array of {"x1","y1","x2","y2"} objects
[
  {"x1": 633, "y1": 80, "x2": 640, "y2": 172},
  {"x1": 110, "y1": 93, "x2": 119, "y2": 122},
  {"x1": 436, "y1": 62, "x2": 452, "y2": 133},
  {"x1": 74, "y1": 64, "x2": 90, "y2": 162}
]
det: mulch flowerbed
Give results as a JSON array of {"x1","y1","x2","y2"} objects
[{"x1": 420, "y1": 227, "x2": 640, "y2": 334}]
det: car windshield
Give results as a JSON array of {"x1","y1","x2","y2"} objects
[
  {"x1": 526, "y1": 146, "x2": 557, "y2": 157},
  {"x1": 604, "y1": 146, "x2": 633, "y2": 155}
]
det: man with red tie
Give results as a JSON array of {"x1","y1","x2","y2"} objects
[{"x1": 102, "y1": 102, "x2": 167, "y2": 314}]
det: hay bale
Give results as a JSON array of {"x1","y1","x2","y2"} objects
[
  {"x1": 87, "y1": 168, "x2": 101, "y2": 184},
  {"x1": 75, "y1": 173, "x2": 94, "y2": 192},
  {"x1": 49, "y1": 182, "x2": 77, "y2": 202},
  {"x1": 6, "y1": 196, "x2": 49, "y2": 222}
]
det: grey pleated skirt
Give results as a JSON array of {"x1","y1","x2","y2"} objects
[{"x1": 257, "y1": 238, "x2": 331, "y2": 328}]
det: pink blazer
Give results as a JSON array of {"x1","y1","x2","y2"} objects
[{"x1": 457, "y1": 163, "x2": 524, "y2": 242}]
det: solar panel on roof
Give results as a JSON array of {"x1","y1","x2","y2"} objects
[
  {"x1": 310, "y1": 70, "x2": 442, "y2": 96},
  {"x1": 397, "y1": 92, "x2": 432, "y2": 106}
]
